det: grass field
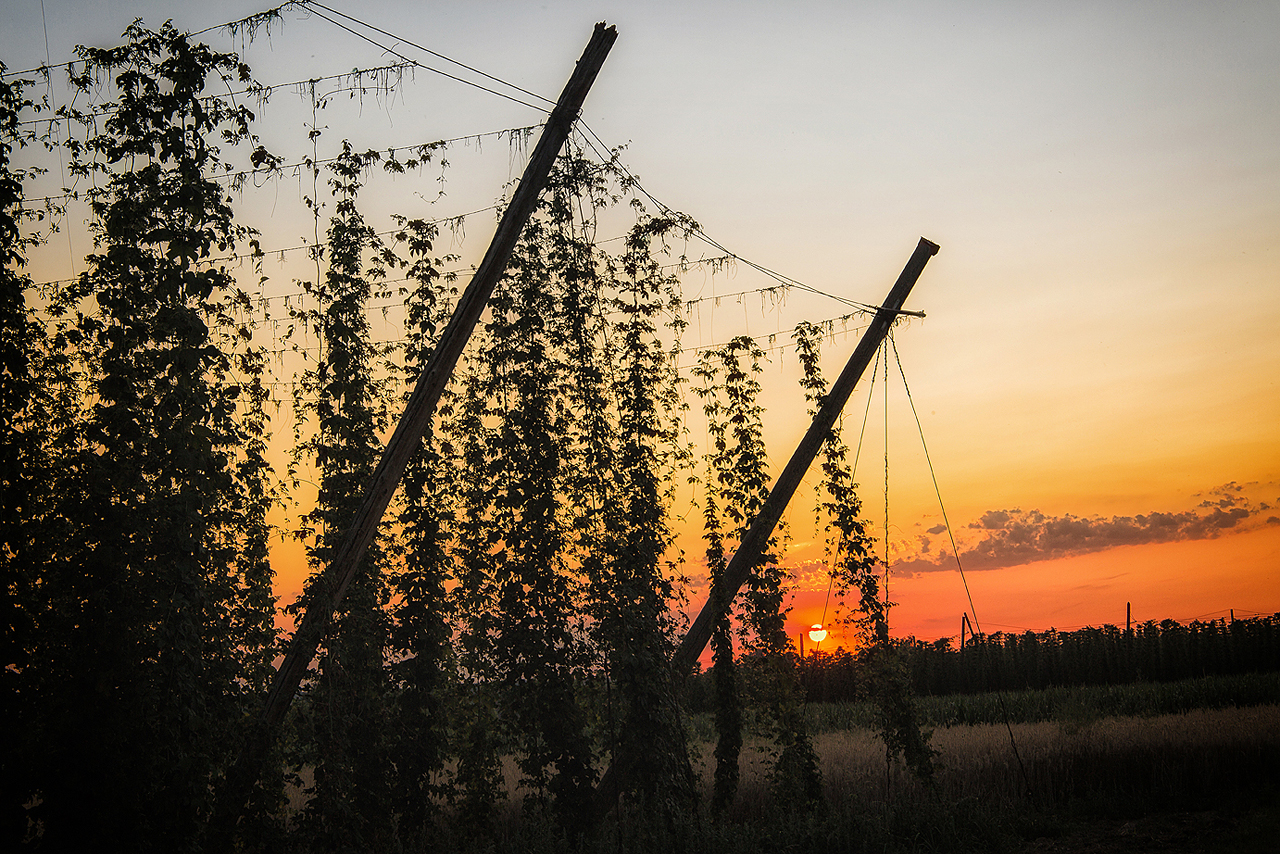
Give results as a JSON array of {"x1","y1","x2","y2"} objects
[
  {"x1": 816, "y1": 704, "x2": 1279, "y2": 811},
  {"x1": 783, "y1": 671, "x2": 1280, "y2": 733},
  {"x1": 283, "y1": 676, "x2": 1280, "y2": 852},
  {"x1": 601, "y1": 702, "x2": 1280, "y2": 853},
  {"x1": 602, "y1": 679, "x2": 1280, "y2": 852}
]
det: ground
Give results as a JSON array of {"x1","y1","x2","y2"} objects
[{"x1": 1020, "y1": 802, "x2": 1280, "y2": 854}]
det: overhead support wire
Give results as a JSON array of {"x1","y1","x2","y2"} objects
[
  {"x1": 294, "y1": 0, "x2": 553, "y2": 114},
  {"x1": 570, "y1": 124, "x2": 918, "y2": 320},
  {"x1": 12, "y1": 0, "x2": 915, "y2": 334},
  {"x1": 299, "y1": 0, "x2": 557, "y2": 109},
  {"x1": 248, "y1": 4, "x2": 913, "y2": 325},
  {"x1": 12, "y1": 61, "x2": 422, "y2": 128},
  {"x1": 1, "y1": 1, "x2": 309, "y2": 79},
  {"x1": 16, "y1": 120, "x2": 535, "y2": 211},
  {"x1": 21, "y1": 2, "x2": 923, "y2": 377}
]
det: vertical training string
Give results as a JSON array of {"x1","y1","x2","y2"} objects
[
  {"x1": 41, "y1": 0, "x2": 76, "y2": 277},
  {"x1": 819, "y1": 345, "x2": 883, "y2": 642},
  {"x1": 883, "y1": 337, "x2": 890, "y2": 629},
  {"x1": 882, "y1": 337, "x2": 892, "y2": 806}
]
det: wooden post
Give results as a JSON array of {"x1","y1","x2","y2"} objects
[
  {"x1": 670, "y1": 238, "x2": 938, "y2": 679},
  {"x1": 1127, "y1": 601, "x2": 1132, "y2": 633},
  {"x1": 258, "y1": 19, "x2": 616, "y2": 733},
  {"x1": 799, "y1": 632, "x2": 806, "y2": 659},
  {"x1": 209, "y1": 22, "x2": 618, "y2": 839},
  {"x1": 592, "y1": 237, "x2": 939, "y2": 818},
  {"x1": 960, "y1": 613, "x2": 967, "y2": 650}
]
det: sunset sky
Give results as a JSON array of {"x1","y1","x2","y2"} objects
[{"x1": 7, "y1": 0, "x2": 1278, "y2": 651}]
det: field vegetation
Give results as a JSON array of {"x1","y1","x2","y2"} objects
[
  {"x1": 514, "y1": 682, "x2": 1280, "y2": 853},
  {"x1": 373, "y1": 694, "x2": 1280, "y2": 853},
  {"x1": 278, "y1": 673, "x2": 1280, "y2": 852},
  {"x1": 784, "y1": 670, "x2": 1280, "y2": 731},
  {"x1": 789, "y1": 613, "x2": 1280, "y2": 704}
]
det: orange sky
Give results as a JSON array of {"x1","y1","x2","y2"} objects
[
  {"x1": 8, "y1": 1, "x2": 1278, "y2": 647},
  {"x1": 784, "y1": 520, "x2": 1280, "y2": 649}
]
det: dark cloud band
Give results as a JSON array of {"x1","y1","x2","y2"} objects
[{"x1": 892, "y1": 482, "x2": 1276, "y2": 576}]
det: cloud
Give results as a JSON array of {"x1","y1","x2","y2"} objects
[
  {"x1": 788, "y1": 559, "x2": 838, "y2": 590},
  {"x1": 891, "y1": 483, "x2": 1272, "y2": 576}
]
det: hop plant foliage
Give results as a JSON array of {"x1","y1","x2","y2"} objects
[
  {"x1": 3, "y1": 14, "x2": 893, "y2": 851},
  {"x1": 8, "y1": 22, "x2": 279, "y2": 851}
]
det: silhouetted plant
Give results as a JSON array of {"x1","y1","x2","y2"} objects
[
  {"x1": 19, "y1": 21, "x2": 279, "y2": 851},
  {"x1": 693, "y1": 347, "x2": 744, "y2": 814},
  {"x1": 0, "y1": 65, "x2": 59, "y2": 849},
  {"x1": 794, "y1": 322, "x2": 934, "y2": 784},
  {"x1": 285, "y1": 140, "x2": 399, "y2": 852},
  {"x1": 389, "y1": 212, "x2": 460, "y2": 844},
  {"x1": 591, "y1": 202, "x2": 699, "y2": 817}
]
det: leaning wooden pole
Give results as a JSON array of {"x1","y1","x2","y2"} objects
[
  {"x1": 593, "y1": 236, "x2": 939, "y2": 817},
  {"x1": 673, "y1": 237, "x2": 938, "y2": 675},
  {"x1": 210, "y1": 22, "x2": 617, "y2": 838}
]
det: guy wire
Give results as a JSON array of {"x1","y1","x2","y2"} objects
[{"x1": 888, "y1": 334, "x2": 1033, "y2": 797}]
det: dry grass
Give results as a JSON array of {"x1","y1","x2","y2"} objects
[
  {"x1": 278, "y1": 704, "x2": 1280, "y2": 851},
  {"x1": 805, "y1": 703, "x2": 1280, "y2": 812}
]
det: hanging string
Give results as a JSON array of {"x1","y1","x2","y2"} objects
[
  {"x1": 883, "y1": 337, "x2": 890, "y2": 629},
  {"x1": 881, "y1": 337, "x2": 892, "y2": 807},
  {"x1": 851, "y1": 345, "x2": 881, "y2": 486},
  {"x1": 816, "y1": 343, "x2": 883, "y2": 637},
  {"x1": 40, "y1": 0, "x2": 76, "y2": 278},
  {"x1": 814, "y1": 416, "x2": 842, "y2": 644},
  {"x1": 888, "y1": 334, "x2": 1033, "y2": 797}
]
